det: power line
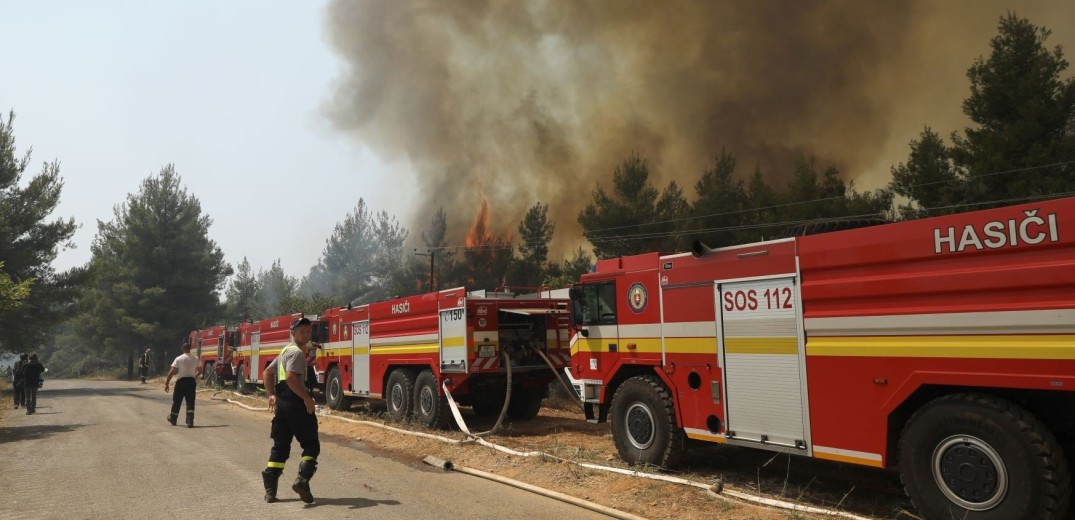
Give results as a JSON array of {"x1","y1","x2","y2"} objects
[
  {"x1": 580, "y1": 159, "x2": 1075, "y2": 236},
  {"x1": 409, "y1": 160, "x2": 1075, "y2": 255}
]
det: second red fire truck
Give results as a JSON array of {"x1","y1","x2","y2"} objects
[{"x1": 313, "y1": 287, "x2": 572, "y2": 428}]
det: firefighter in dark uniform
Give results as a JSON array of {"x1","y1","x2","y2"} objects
[
  {"x1": 261, "y1": 317, "x2": 320, "y2": 504},
  {"x1": 139, "y1": 348, "x2": 152, "y2": 383}
]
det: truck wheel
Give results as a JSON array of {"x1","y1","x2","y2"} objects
[
  {"x1": 507, "y1": 387, "x2": 544, "y2": 421},
  {"x1": 385, "y1": 369, "x2": 415, "y2": 422},
  {"x1": 899, "y1": 393, "x2": 1071, "y2": 520},
  {"x1": 204, "y1": 363, "x2": 216, "y2": 387},
  {"x1": 471, "y1": 390, "x2": 505, "y2": 417},
  {"x1": 413, "y1": 370, "x2": 451, "y2": 429},
  {"x1": 610, "y1": 375, "x2": 685, "y2": 468},
  {"x1": 326, "y1": 367, "x2": 352, "y2": 411},
  {"x1": 472, "y1": 400, "x2": 501, "y2": 417},
  {"x1": 237, "y1": 366, "x2": 248, "y2": 395}
]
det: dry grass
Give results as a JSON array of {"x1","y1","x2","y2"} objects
[{"x1": 0, "y1": 379, "x2": 12, "y2": 427}]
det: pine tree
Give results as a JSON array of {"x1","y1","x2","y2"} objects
[
  {"x1": 510, "y1": 202, "x2": 555, "y2": 287},
  {"x1": 951, "y1": 14, "x2": 1075, "y2": 201},
  {"x1": 0, "y1": 111, "x2": 81, "y2": 353},
  {"x1": 76, "y1": 165, "x2": 232, "y2": 378}
]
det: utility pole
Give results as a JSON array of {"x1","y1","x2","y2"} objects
[{"x1": 414, "y1": 249, "x2": 436, "y2": 291}]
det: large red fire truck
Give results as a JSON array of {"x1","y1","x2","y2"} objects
[
  {"x1": 188, "y1": 325, "x2": 239, "y2": 386},
  {"x1": 313, "y1": 287, "x2": 572, "y2": 428},
  {"x1": 566, "y1": 196, "x2": 1074, "y2": 519}
]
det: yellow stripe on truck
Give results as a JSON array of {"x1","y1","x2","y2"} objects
[
  {"x1": 813, "y1": 451, "x2": 884, "y2": 468},
  {"x1": 371, "y1": 343, "x2": 439, "y2": 355},
  {"x1": 441, "y1": 336, "x2": 466, "y2": 348},
  {"x1": 724, "y1": 337, "x2": 798, "y2": 355}
]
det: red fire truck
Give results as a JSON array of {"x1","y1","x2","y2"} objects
[
  {"x1": 313, "y1": 287, "x2": 572, "y2": 428},
  {"x1": 566, "y1": 196, "x2": 1074, "y2": 519},
  {"x1": 188, "y1": 325, "x2": 239, "y2": 386},
  {"x1": 232, "y1": 312, "x2": 322, "y2": 394}
]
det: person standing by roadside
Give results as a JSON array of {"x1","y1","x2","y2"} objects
[
  {"x1": 21, "y1": 354, "x2": 44, "y2": 415},
  {"x1": 12, "y1": 353, "x2": 27, "y2": 409},
  {"x1": 164, "y1": 341, "x2": 201, "y2": 428},
  {"x1": 139, "y1": 348, "x2": 152, "y2": 384},
  {"x1": 261, "y1": 317, "x2": 320, "y2": 504}
]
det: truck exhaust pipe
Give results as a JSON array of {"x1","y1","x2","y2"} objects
[{"x1": 691, "y1": 240, "x2": 714, "y2": 258}]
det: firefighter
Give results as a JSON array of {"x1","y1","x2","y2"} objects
[
  {"x1": 164, "y1": 341, "x2": 202, "y2": 427},
  {"x1": 21, "y1": 354, "x2": 45, "y2": 415},
  {"x1": 12, "y1": 353, "x2": 27, "y2": 409},
  {"x1": 139, "y1": 348, "x2": 152, "y2": 384},
  {"x1": 261, "y1": 317, "x2": 320, "y2": 504}
]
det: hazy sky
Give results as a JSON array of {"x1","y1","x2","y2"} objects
[{"x1": 2, "y1": 1, "x2": 417, "y2": 279}]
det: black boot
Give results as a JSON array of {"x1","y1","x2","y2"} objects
[
  {"x1": 262, "y1": 468, "x2": 282, "y2": 503},
  {"x1": 167, "y1": 413, "x2": 177, "y2": 426},
  {"x1": 186, "y1": 410, "x2": 194, "y2": 428},
  {"x1": 292, "y1": 459, "x2": 317, "y2": 504}
]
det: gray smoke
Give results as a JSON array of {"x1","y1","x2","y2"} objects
[{"x1": 323, "y1": 1, "x2": 1075, "y2": 251}]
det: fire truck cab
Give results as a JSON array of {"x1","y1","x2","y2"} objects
[{"x1": 567, "y1": 196, "x2": 1075, "y2": 519}]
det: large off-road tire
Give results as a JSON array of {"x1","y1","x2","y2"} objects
[
  {"x1": 471, "y1": 389, "x2": 505, "y2": 417},
  {"x1": 899, "y1": 393, "x2": 1071, "y2": 520},
  {"x1": 609, "y1": 375, "x2": 685, "y2": 468},
  {"x1": 326, "y1": 367, "x2": 352, "y2": 411},
  {"x1": 506, "y1": 387, "x2": 544, "y2": 421},
  {"x1": 413, "y1": 370, "x2": 451, "y2": 429},
  {"x1": 204, "y1": 363, "x2": 217, "y2": 387},
  {"x1": 237, "y1": 366, "x2": 249, "y2": 395},
  {"x1": 385, "y1": 369, "x2": 415, "y2": 422}
]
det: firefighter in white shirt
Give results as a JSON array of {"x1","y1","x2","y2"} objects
[{"x1": 165, "y1": 340, "x2": 203, "y2": 428}]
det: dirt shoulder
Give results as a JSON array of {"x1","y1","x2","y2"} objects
[
  {"x1": 0, "y1": 380, "x2": 12, "y2": 427},
  {"x1": 212, "y1": 390, "x2": 912, "y2": 519}
]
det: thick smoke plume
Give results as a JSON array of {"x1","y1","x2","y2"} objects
[{"x1": 323, "y1": 1, "x2": 1075, "y2": 252}]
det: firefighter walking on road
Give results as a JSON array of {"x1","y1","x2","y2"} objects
[
  {"x1": 261, "y1": 317, "x2": 320, "y2": 504},
  {"x1": 164, "y1": 341, "x2": 201, "y2": 428},
  {"x1": 12, "y1": 353, "x2": 27, "y2": 409},
  {"x1": 139, "y1": 348, "x2": 151, "y2": 384}
]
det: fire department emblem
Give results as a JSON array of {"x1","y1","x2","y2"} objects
[{"x1": 627, "y1": 283, "x2": 648, "y2": 313}]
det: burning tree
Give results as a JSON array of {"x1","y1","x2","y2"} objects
[{"x1": 459, "y1": 197, "x2": 513, "y2": 291}]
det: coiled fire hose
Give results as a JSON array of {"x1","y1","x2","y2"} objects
[{"x1": 442, "y1": 351, "x2": 512, "y2": 438}]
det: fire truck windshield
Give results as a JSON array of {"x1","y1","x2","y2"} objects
[{"x1": 572, "y1": 282, "x2": 617, "y2": 326}]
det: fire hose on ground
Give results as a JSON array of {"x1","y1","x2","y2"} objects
[
  {"x1": 422, "y1": 455, "x2": 647, "y2": 520},
  {"x1": 458, "y1": 351, "x2": 513, "y2": 438},
  {"x1": 209, "y1": 362, "x2": 874, "y2": 520}
]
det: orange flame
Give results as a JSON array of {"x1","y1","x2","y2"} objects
[
  {"x1": 464, "y1": 193, "x2": 513, "y2": 249},
  {"x1": 465, "y1": 196, "x2": 493, "y2": 248}
]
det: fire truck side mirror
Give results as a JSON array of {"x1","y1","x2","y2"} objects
[{"x1": 568, "y1": 286, "x2": 584, "y2": 300}]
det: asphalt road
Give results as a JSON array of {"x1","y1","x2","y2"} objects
[{"x1": 0, "y1": 379, "x2": 612, "y2": 520}]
